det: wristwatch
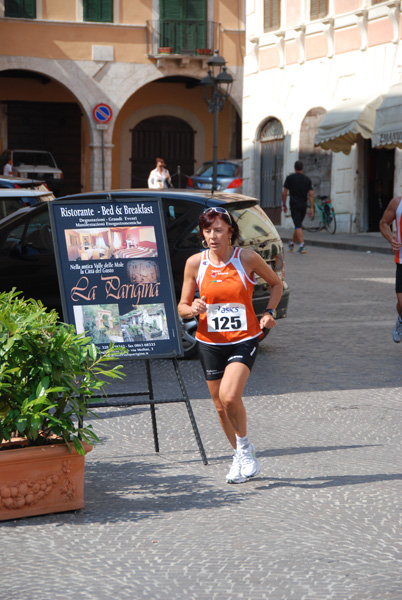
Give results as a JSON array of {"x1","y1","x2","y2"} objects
[{"x1": 263, "y1": 308, "x2": 277, "y2": 319}]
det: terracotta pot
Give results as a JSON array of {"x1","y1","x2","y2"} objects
[
  {"x1": 158, "y1": 47, "x2": 173, "y2": 54},
  {"x1": 0, "y1": 441, "x2": 92, "y2": 521},
  {"x1": 196, "y1": 48, "x2": 212, "y2": 55}
]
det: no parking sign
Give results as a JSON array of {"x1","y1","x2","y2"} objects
[{"x1": 92, "y1": 103, "x2": 113, "y2": 124}]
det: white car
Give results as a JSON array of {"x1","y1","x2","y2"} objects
[
  {"x1": 10, "y1": 150, "x2": 63, "y2": 194},
  {"x1": 0, "y1": 188, "x2": 55, "y2": 220}
]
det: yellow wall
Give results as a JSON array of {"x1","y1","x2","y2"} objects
[
  {"x1": 120, "y1": 0, "x2": 153, "y2": 24},
  {"x1": 0, "y1": 2, "x2": 244, "y2": 67},
  {"x1": 0, "y1": 76, "x2": 77, "y2": 103},
  {"x1": 0, "y1": 22, "x2": 148, "y2": 62},
  {"x1": 112, "y1": 80, "x2": 232, "y2": 188},
  {"x1": 42, "y1": 0, "x2": 76, "y2": 22}
]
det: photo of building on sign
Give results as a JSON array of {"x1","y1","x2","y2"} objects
[
  {"x1": 74, "y1": 304, "x2": 124, "y2": 344},
  {"x1": 120, "y1": 304, "x2": 169, "y2": 342},
  {"x1": 64, "y1": 226, "x2": 158, "y2": 261}
]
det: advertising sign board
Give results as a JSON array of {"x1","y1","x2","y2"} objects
[{"x1": 49, "y1": 197, "x2": 183, "y2": 359}]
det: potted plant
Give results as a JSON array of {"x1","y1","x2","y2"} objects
[
  {"x1": 196, "y1": 48, "x2": 212, "y2": 55},
  {"x1": 158, "y1": 46, "x2": 173, "y2": 54},
  {"x1": 0, "y1": 290, "x2": 125, "y2": 520}
]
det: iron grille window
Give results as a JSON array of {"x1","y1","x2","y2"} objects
[
  {"x1": 5, "y1": 0, "x2": 36, "y2": 18},
  {"x1": 83, "y1": 0, "x2": 113, "y2": 23},
  {"x1": 310, "y1": 0, "x2": 328, "y2": 20},
  {"x1": 264, "y1": 0, "x2": 280, "y2": 33},
  {"x1": 160, "y1": 0, "x2": 207, "y2": 53}
]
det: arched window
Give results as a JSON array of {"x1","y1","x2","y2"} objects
[{"x1": 259, "y1": 118, "x2": 284, "y2": 224}]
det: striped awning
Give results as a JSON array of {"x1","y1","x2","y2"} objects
[
  {"x1": 314, "y1": 95, "x2": 384, "y2": 155},
  {"x1": 372, "y1": 82, "x2": 402, "y2": 149}
]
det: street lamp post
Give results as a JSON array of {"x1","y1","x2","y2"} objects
[{"x1": 201, "y1": 51, "x2": 234, "y2": 193}]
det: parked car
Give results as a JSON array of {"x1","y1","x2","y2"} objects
[
  {"x1": 0, "y1": 188, "x2": 55, "y2": 220},
  {"x1": 187, "y1": 159, "x2": 243, "y2": 193},
  {"x1": 2, "y1": 149, "x2": 63, "y2": 195},
  {"x1": 0, "y1": 189, "x2": 289, "y2": 358},
  {"x1": 0, "y1": 174, "x2": 50, "y2": 192}
]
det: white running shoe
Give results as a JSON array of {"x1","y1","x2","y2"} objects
[
  {"x1": 238, "y1": 443, "x2": 260, "y2": 479},
  {"x1": 226, "y1": 452, "x2": 247, "y2": 484},
  {"x1": 392, "y1": 317, "x2": 402, "y2": 343}
]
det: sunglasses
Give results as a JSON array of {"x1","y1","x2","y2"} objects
[{"x1": 203, "y1": 207, "x2": 232, "y2": 222}]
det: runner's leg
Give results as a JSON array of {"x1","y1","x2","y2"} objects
[
  {"x1": 217, "y1": 362, "x2": 251, "y2": 438},
  {"x1": 207, "y1": 379, "x2": 237, "y2": 449}
]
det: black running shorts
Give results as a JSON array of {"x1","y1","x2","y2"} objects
[
  {"x1": 197, "y1": 339, "x2": 259, "y2": 381},
  {"x1": 396, "y1": 263, "x2": 402, "y2": 293},
  {"x1": 290, "y1": 202, "x2": 307, "y2": 229}
]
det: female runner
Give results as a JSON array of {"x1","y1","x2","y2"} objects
[{"x1": 178, "y1": 207, "x2": 283, "y2": 483}]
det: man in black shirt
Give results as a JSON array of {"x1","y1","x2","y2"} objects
[{"x1": 282, "y1": 160, "x2": 314, "y2": 253}]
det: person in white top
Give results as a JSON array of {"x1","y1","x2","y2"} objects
[
  {"x1": 2, "y1": 151, "x2": 13, "y2": 176},
  {"x1": 147, "y1": 157, "x2": 172, "y2": 189}
]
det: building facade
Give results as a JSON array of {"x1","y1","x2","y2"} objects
[
  {"x1": 243, "y1": 0, "x2": 402, "y2": 232},
  {"x1": 0, "y1": 0, "x2": 244, "y2": 195}
]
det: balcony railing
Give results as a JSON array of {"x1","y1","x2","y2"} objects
[{"x1": 147, "y1": 20, "x2": 220, "y2": 57}]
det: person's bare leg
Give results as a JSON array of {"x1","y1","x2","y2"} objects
[
  {"x1": 206, "y1": 378, "x2": 237, "y2": 449},
  {"x1": 294, "y1": 227, "x2": 304, "y2": 245},
  {"x1": 217, "y1": 363, "x2": 251, "y2": 437}
]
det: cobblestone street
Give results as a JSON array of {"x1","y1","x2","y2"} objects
[{"x1": 2, "y1": 242, "x2": 402, "y2": 600}]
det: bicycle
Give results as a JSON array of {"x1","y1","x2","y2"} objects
[{"x1": 303, "y1": 195, "x2": 336, "y2": 234}]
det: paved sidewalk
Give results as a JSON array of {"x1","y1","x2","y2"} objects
[{"x1": 277, "y1": 226, "x2": 393, "y2": 254}]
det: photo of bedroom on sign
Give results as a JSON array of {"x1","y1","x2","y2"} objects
[
  {"x1": 111, "y1": 226, "x2": 158, "y2": 259},
  {"x1": 64, "y1": 226, "x2": 158, "y2": 261}
]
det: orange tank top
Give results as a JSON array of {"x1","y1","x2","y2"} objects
[
  {"x1": 395, "y1": 198, "x2": 402, "y2": 264},
  {"x1": 195, "y1": 247, "x2": 263, "y2": 345}
]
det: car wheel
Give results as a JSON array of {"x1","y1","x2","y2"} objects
[{"x1": 180, "y1": 316, "x2": 199, "y2": 359}]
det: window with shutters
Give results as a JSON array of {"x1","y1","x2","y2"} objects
[
  {"x1": 310, "y1": 0, "x2": 328, "y2": 20},
  {"x1": 264, "y1": 0, "x2": 280, "y2": 33},
  {"x1": 83, "y1": 0, "x2": 113, "y2": 23},
  {"x1": 160, "y1": 0, "x2": 207, "y2": 53},
  {"x1": 5, "y1": 0, "x2": 36, "y2": 18}
]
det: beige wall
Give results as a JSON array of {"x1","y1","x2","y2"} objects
[{"x1": 42, "y1": 0, "x2": 76, "y2": 22}]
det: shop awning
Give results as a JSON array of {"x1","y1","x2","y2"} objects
[
  {"x1": 314, "y1": 95, "x2": 384, "y2": 155},
  {"x1": 372, "y1": 82, "x2": 402, "y2": 149}
]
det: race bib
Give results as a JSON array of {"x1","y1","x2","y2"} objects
[{"x1": 206, "y1": 303, "x2": 247, "y2": 332}]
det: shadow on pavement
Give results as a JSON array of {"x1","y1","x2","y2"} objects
[{"x1": 257, "y1": 472, "x2": 402, "y2": 490}]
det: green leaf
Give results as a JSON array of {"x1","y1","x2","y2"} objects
[{"x1": 72, "y1": 436, "x2": 85, "y2": 455}]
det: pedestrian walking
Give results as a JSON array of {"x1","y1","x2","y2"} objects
[
  {"x1": 178, "y1": 206, "x2": 283, "y2": 483},
  {"x1": 379, "y1": 196, "x2": 402, "y2": 342},
  {"x1": 147, "y1": 157, "x2": 172, "y2": 189},
  {"x1": 2, "y1": 151, "x2": 13, "y2": 176},
  {"x1": 282, "y1": 160, "x2": 314, "y2": 253}
]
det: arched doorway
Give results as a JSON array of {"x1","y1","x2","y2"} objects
[
  {"x1": 259, "y1": 118, "x2": 284, "y2": 224},
  {"x1": 299, "y1": 107, "x2": 331, "y2": 197},
  {"x1": 131, "y1": 116, "x2": 195, "y2": 188},
  {"x1": 0, "y1": 71, "x2": 83, "y2": 196}
]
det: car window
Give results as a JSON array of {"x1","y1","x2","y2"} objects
[
  {"x1": 229, "y1": 206, "x2": 276, "y2": 246},
  {"x1": 176, "y1": 205, "x2": 276, "y2": 250},
  {"x1": 13, "y1": 152, "x2": 56, "y2": 168},
  {"x1": 162, "y1": 199, "x2": 200, "y2": 246},
  {"x1": 0, "y1": 199, "x2": 25, "y2": 220},
  {"x1": 195, "y1": 163, "x2": 239, "y2": 178},
  {"x1": 0, "y1": 209, "x2": 53, "y2": 257}
]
